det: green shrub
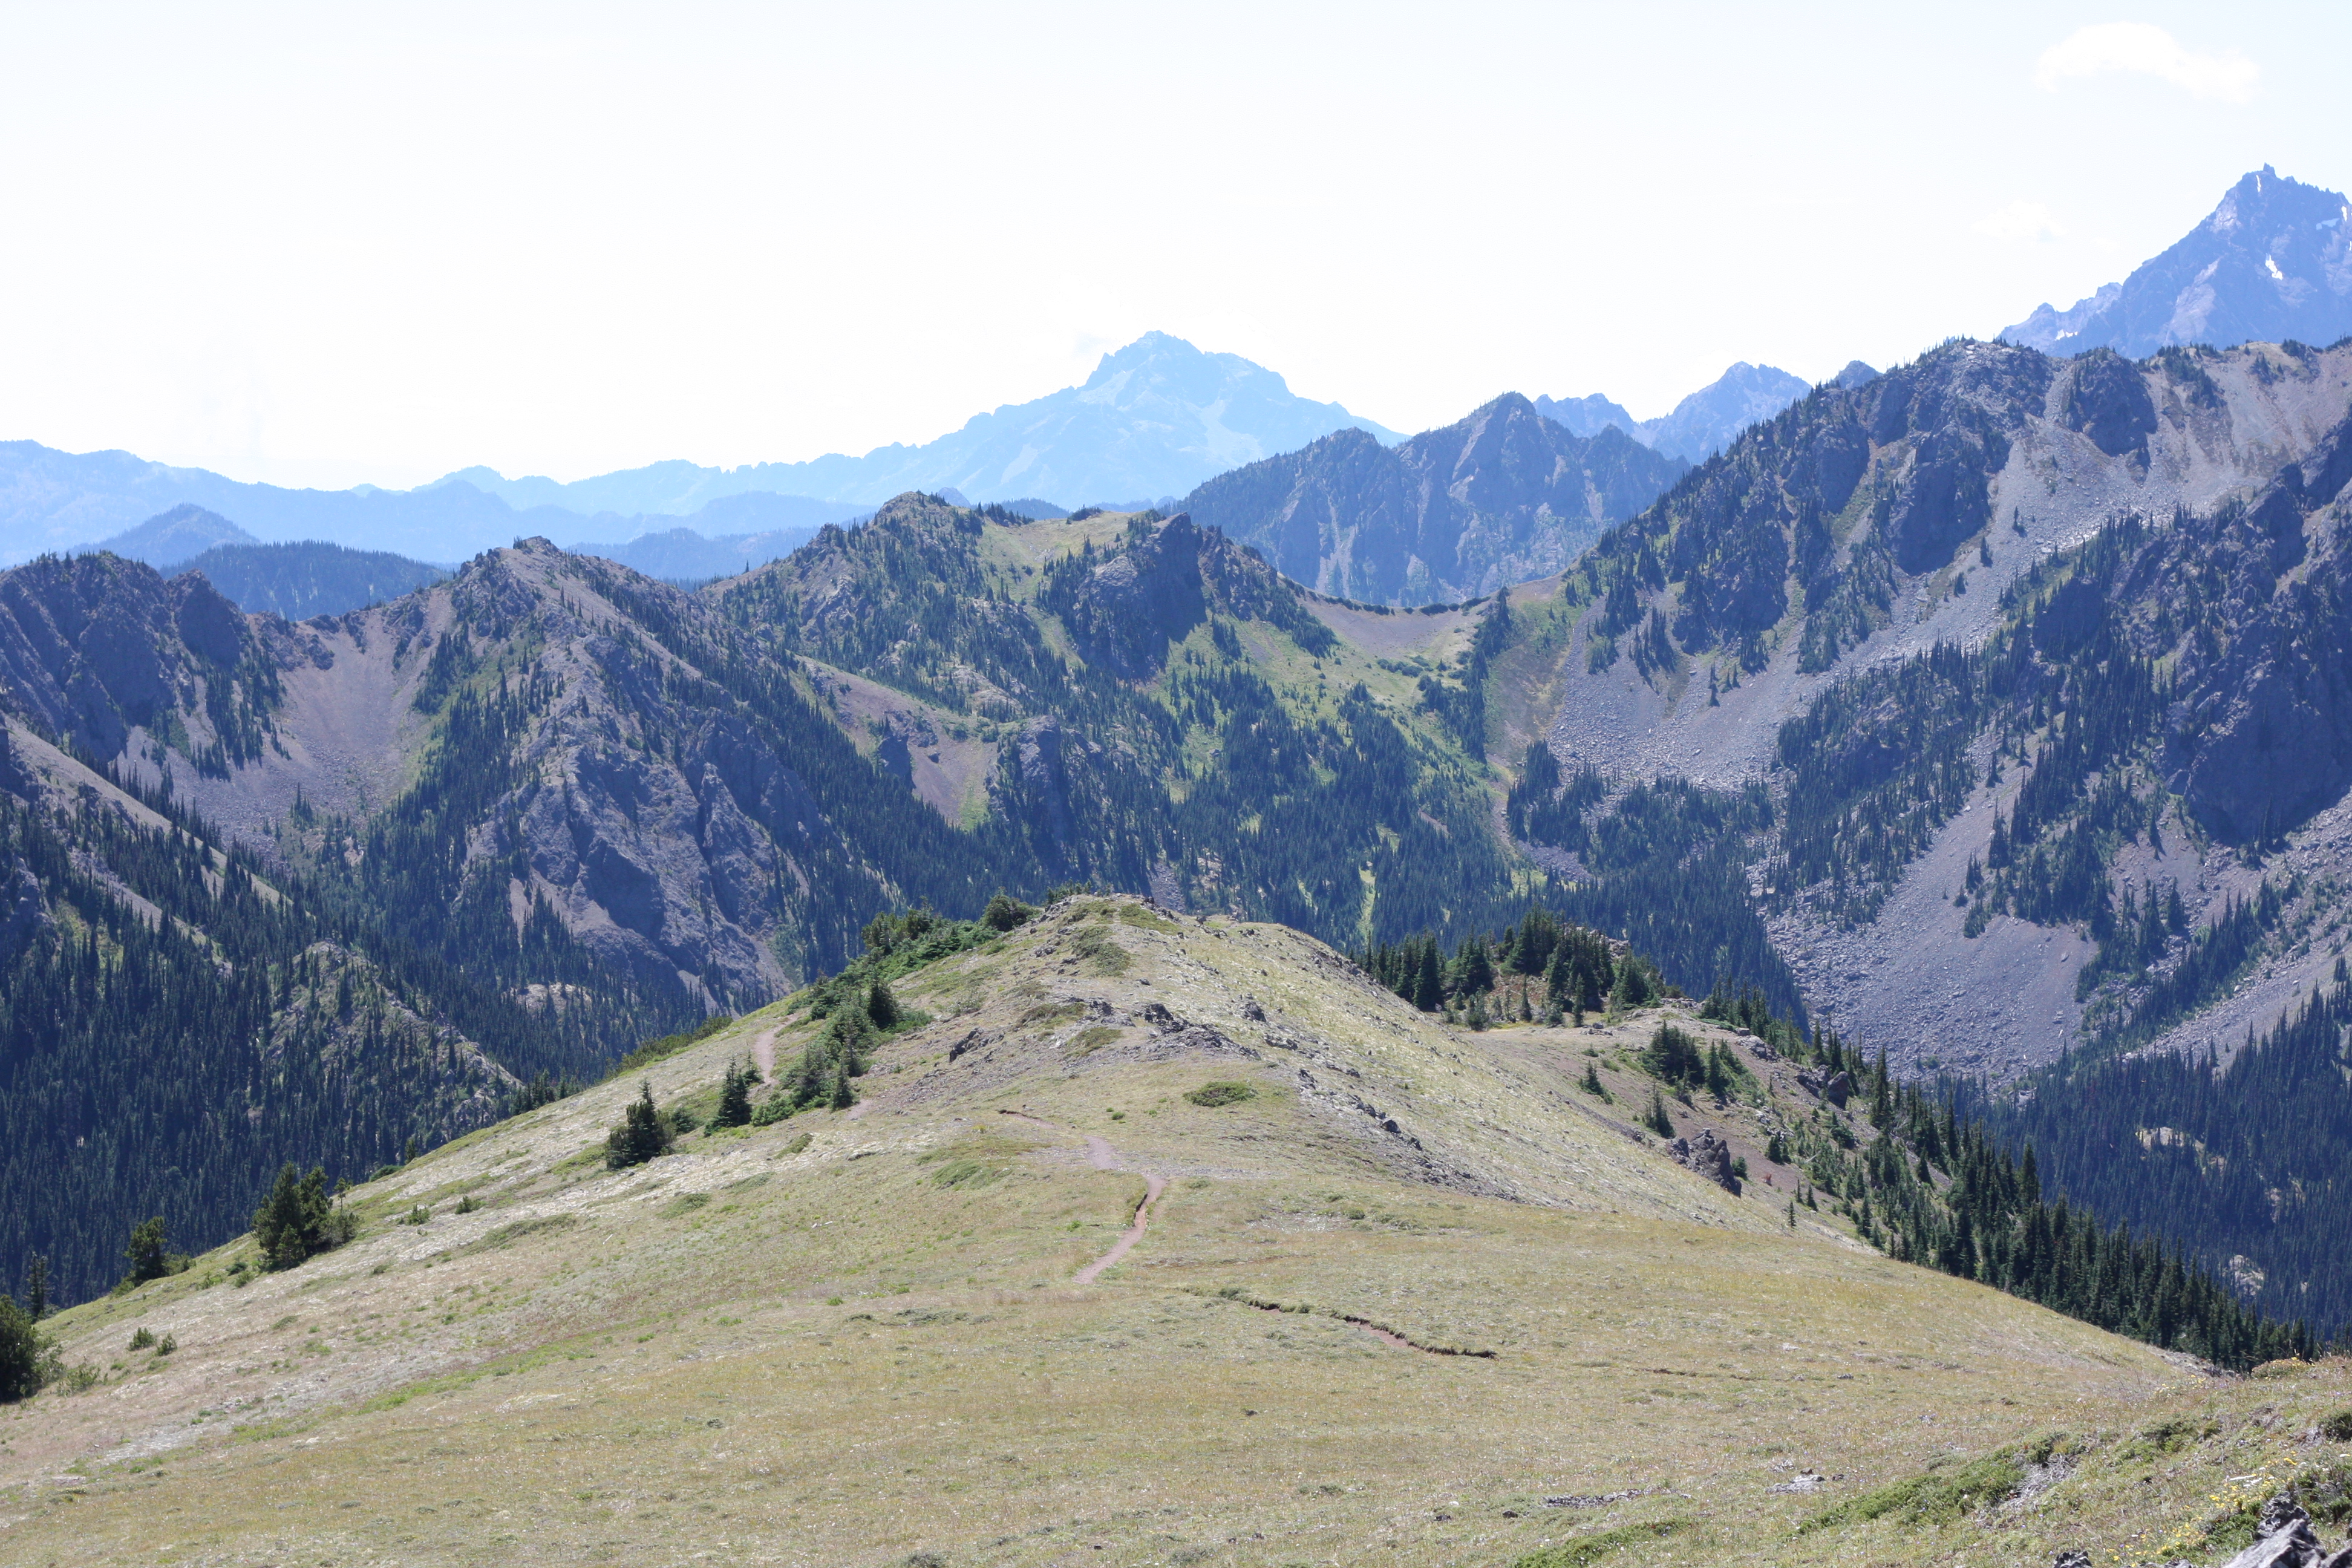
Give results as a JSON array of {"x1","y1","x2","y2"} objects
[
  {"x1": 1185, "y1": 1081, "x2": 1258, "y2": 1108},
  {"x1": 982, "y1": 892, "x2": 1036, "y2": 932},
  {"x1": 2321, "y1": 1409, "x2": 2352, "y2": 1443},
  {"x1": 128, "y1": 1327, "x2": 157, "y2": 1351},
  {"x1": 1806, "y1": 1451, "x2": 2025, "y2": 1530},
  {"x1": 1512, "y1": 1518, "x2": 1684, "y2": 1566},
  {"x1": 2118, "y1": 1416, "x2": 2215, "y2": 1461},
  {"x1": 1073, "y1": 929, "x2": 1130, "y2": 976}
]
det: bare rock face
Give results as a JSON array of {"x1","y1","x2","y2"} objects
[
  {"x1": 2059, "y1": 349, "x2": 2160, "y2": 460},
  {"x1": 1050, "y1": 518, "x2": 1210, "y2": 680}
]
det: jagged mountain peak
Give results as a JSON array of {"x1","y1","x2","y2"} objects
[
  {"x1": 1077, "y1": 330, "x2": 1276, "y2": 396},
  {"x1": 2003, "y1": 166, "x2": 2352, "y2": 358},
  {"x1": 1534, "y1": 361, "x2": 1814, "y2": 464}
]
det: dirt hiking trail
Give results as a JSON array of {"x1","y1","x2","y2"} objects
[{"x1": 998, "y1": 1111, "x2": 1166, "y2": 1285}]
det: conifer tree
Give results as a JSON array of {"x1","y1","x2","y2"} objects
[
  {"x1": 252, "y1": 1166, "x2": 353, "y2": 1271},
  {"x1": 1644, "y1": 1087, "x2": 1675, "y2": 1138},
  {"x1": 1612, "y1": 959, "x2": 1655, "y2": 1011},
  {"x1": 21, "y1": 1255, "x2": 46, "y2": 1321},
  {"x1": 1411, "y1": 942, "x2": 1445, "y2": 1013},
  {"x1": 123, "y1": 1217, "x2": 172, "y2": 1285},
  {"x1": 604, "y1": 1082, "x2": 673, "y2": 1169},
  {"x1": 0, "y1": 1296, "x2": 42, "y2": 1402},
  {"x1": 713, "y1": 1060, "x2": 753, "y2": 1129},
  {"x1": 1449, "y1": 937, "x2": 1494, "y2": 998}
]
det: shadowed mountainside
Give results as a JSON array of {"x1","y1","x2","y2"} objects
[{"x1": 1179, "y1": 393, "x2": 1688, "y2": 606}]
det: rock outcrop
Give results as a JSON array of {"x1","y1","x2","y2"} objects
[
  {"x1": 1668, "y1": 1127, "x2": 1740, "y2": 1193},
  {"x1": 2215, "y1": 1495, "x2": 2352, "y2": 1568}
]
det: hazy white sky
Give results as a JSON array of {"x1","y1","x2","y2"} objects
[{"x1": 0, "y1": 1, "x2": 2341, "y2": 490}]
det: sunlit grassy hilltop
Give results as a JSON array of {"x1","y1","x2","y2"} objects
[{"x1": 2, "y1": 896, "x2": 2345, "y2": 1568}]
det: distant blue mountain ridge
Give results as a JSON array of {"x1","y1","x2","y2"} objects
[
  {"x1": 432, "y1": 332, "x2": 1400, "y2": 517},
  {"x1": 32, "y1": 166, "x2": 2342, "y2": 581},
  {"x1": 0, "y1": 333, "x2": 1393, "y2": 566},
  {"x1": 1533, "y1": 361, "x2": 1826, "y2": 463}
]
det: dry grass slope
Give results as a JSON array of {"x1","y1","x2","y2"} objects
[{"x1": 1, "y1": 896, "x2": 2334, "y2": 1568}]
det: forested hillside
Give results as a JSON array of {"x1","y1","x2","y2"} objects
[
  {"x1": 1977, "y1": 969, "x2": 2352, "y2": 1336},
  {"x1": 707, "y1": 498, "x2": 1521, "y2": 940},
  {"x1": 175, "y1": 540, "x2": 448, "y2": 619},
  {"x1": 0, "y1": 734, "x2": 543, "y2": 1304}
]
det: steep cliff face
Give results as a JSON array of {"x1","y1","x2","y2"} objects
[
  {"x1": 2156, "y1": 407, "x2": 2352, "y2": 840},
  {"x1": 1180, "y1": 394, "x2": 1688, "y2": 606}
]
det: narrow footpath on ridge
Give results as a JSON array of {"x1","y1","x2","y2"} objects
[{"x1": 998, "y1": 1111, "x2": 1168, "y2": 1284}]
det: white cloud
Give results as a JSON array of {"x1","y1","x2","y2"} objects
[
  {"x1": 2034, "y1": 23, "x2": 2258, "y2": 102},
  {"x1": 1974, "y1": 200, "x2": 2065, "y2": 243}
]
